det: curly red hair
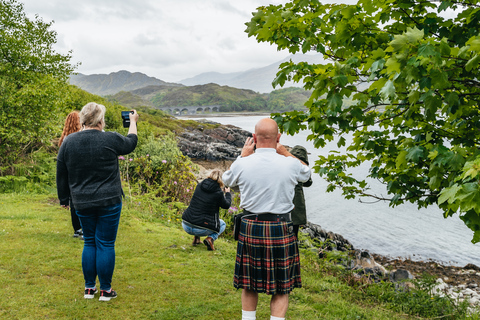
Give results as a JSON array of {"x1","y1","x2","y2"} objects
[{"x1": 58, "y1": 111, "x2": 81, "y2": 147}]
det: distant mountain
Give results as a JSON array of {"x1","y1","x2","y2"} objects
[
  {"x1": 179, "y1": 54, "x2": 327, "y2": 93},
  {"x1": 69, "y1": 54, "x2": 326, "y2": 97},
  {"x1": 69, "y1": 70, "x2": 182, "y2": 96}
]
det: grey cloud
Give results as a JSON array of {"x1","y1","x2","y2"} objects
[
  {"x1": 133, "y1": 33, "x2": 165, "y2": 47},
  {"x1": 23, "y1": 0, "x2": 158, "y2": 22},
  {"x1": 217, "y1": 37, "x2": 237, "y2": 51}
]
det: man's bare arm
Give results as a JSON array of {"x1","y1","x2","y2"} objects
[{"x1": 276, "y1": 143, "x2": 307, "y2": 166}]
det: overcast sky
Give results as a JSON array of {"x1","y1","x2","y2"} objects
[
  {"x1": 18, "y1": 0, "x2": 362, "y2": 83},
  {"x1": 18, "y1": 0, "x2": 458, "y2": 84},
  {"x1": 18, "y1": 0, "x2": 299, "y2": 82}
]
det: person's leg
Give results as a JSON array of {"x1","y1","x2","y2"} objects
[
  {"x1": 95, "y1": 203, "x2": 122, "y2": 291},
  {"x1": 192, "y1": 235, "x2": 201, "y2": 245},
  {"x1": 182, "y1": 222, "x2": 211, "y2": 237},
  {"x1": 270, "y1": 293, "x2": 289, "y2": 318},
  {"x1": 182, "y1": 222, "x2": 215, "y2": 248},
  {"x1": 208, "y1": 219, "x2": 226, "y2": 241},
  {"x1": 242, "y1": 288, "x2": 259, "y2": 311},
  {"x1": 182, "y1": 222, "x2": 199, "y2": 244},
  {"x1": 76, "y1": 208, "x2": 98, "y2": 289}
]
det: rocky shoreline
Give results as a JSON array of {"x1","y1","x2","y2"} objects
[
  {"x1": 179, "y1": 121, "x2": 480, "y2": 310},
  {"x1": 177, "y1": 119, "x2": 250, "y2": 161},
  {"x1": 301, "y1": 222, "x2": 480, "y2": 310}
]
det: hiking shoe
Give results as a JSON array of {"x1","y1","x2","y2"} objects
[
  {"x1": 192, "y1": 236, "x2": 201, "y2": 245},
  {"x1": 99, "y1": 289, "x2": 117, "y2": 301},
  {"x1": 203, "y1": 237, "x2": 215, "y2": 251},
  {"x1": 84, "y1": 288, "x2": 98, "y2": 299}
]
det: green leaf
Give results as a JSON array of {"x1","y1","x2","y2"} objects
[
  {"x1": 445, "y1": 92, "x2": 460, "y2": 109},
  {"x1": 418, "y1": 43, "x2": 438, "y2": 57},
  {"x1": 438, "y1": 184, "x2": 460, "y2": 205},
  {"x1": 385, "y1": 58, "x2": 401, "y2": 74},
  {"x1": 405, "y1": 27, "x2": 424, "y2": 43},
  {"x1": 272, "y1": 71, "x2": 288, "y2": 88},
  {"x1": 395, "y1": 150, "x2": 408, "y2": 169},
  {"x1": 429, "y1": 176, "x2": 441, "y2": 190},
  {"x1": 460, "y1": 210, "x2": 480, "y2": 244},
  {"x1": 465, "y1": 54, "x2": 480, "y2": 71},
  {"x1": 370, "y1": 59, "x2": 385, "y2": 73},
  {"x1": 379, "y1": 79, "x2": 395, "y2": 99},
  {"x1": 419, "y1": 77, "x2": 431, "y2": 89},
  {"x1": 332, "y1": 74, "x2": 348, "y2": 86},
  {"x1": 466, "y1": 37, "x2": 480, "y2": 53},
  {"x1": 389, "y1": 34, "x2": 408, "y2": 52},
  {"x1": 438, "y1": 1, "x2": 450, "y2": 12},
  {"x1": 368, "y1": 78, "x2": 387, "y2": 93},
  {"x1": 405, "y1": 146, "x2": 424, "y2": 163},
  {"x1": 456, "y1": 183, "x2": 480, "y2": 212},
  {"x1": 326, "y1": 93, "x2": 342, "y2": 110}
]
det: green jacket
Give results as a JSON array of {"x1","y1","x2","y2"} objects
[{"x1": 290, "y1": 145, "x2": 313, "y2": 225}]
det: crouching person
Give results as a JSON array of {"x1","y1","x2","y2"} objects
[{"x1": 182, "y1": 170, "x2": 231, "y2": 251}]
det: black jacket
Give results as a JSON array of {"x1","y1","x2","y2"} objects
[
  {"x1": 182, "y1": 178, "x2": 232, "y2": 232},
  {"x1": 56, "y1": 130, "x2": 138, "y2": 210}
]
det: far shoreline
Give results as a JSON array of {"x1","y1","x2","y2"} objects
[{"x1": 175, "y1": 112, "x2": 272, "y2": 119}]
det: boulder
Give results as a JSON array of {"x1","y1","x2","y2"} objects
[
  {"x1": 390, "y1": 269, "x2": 414, "y2": 282},
  {"x1": 465, "y1": 263, "x2": 480, "y2": 272}
]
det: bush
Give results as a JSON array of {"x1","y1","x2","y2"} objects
[
  {"x1": 119, "y1": 133, "x2": 198, "y2": 205},
  {"x1": 0, "y1": 150, "x2": 57, "y2": 193}
]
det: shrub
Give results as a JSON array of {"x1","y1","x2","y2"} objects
[
  {"x1": 119, "y1": 133, "x2": 198, "y2": 205},
  {"x1": 0, "y1": 150, "x2": 56, "y2": 193}
]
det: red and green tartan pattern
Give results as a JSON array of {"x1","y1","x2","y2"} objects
[{"x1": 233, "y1": 219, "x2": 301, "y2": 295}]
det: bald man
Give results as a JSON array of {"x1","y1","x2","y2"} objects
[{"x1": 223, "y1": 118, "x2": 311, "y2": 320}]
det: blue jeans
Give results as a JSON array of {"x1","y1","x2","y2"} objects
[
  {"x1": 182, "y1": 219, "x2": 226, "y2": 241},
  {"x1": 76, "y1": 203, "x2": 122, "y2": 291}
]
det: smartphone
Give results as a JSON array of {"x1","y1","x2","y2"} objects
[{"x1": 121, "y1": 111, "x2": 132, "y2": 128}]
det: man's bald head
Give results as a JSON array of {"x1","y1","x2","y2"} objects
[{"x1": 253, "y1": 118, "x2": 280, "y2": 148}]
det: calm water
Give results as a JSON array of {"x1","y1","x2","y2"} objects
[{"x1": 179, "y1": 114, "x2": 480, "y2": 267}]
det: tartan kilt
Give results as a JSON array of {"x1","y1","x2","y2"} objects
[{"x1": 233, "y1": 218, "x2": 301, "y2": 295}]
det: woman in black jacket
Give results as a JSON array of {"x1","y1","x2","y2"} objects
[
  {"x1": 57, "y1": 102, "x2": 138, "y2": 301},
  {"x1": 182, "y1": 170, "x2": 231, "y2": 251}
]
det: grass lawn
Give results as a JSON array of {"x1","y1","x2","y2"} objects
[{"x1": 0, "y1": 193, "x2": 419, "y2": 319}]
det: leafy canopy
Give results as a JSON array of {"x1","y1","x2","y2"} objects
[
  {"x1": 0, "y1": 0, "x2": 76, "y2": 171},
  {"x1": 246, "y1": 0, "x2": 480, "y2": 242}
]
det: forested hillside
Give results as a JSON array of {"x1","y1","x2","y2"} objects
[{"x1": 108, "y1": 83, "x2": 311, "y2": 112}]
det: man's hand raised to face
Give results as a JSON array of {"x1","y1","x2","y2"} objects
[{"x1": 241, "y1": 137, "x2": 255, "y2": 157}]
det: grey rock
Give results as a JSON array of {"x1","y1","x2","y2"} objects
[
  {"x1": 390, "y1": 269, "x2": 414, "y2": 282},
  {"x1": 177, "y1": 123, "x2": 251, "y2": 161}
]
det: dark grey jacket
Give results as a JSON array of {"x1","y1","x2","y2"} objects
[
  {"x1": 182, "y1": 178, "x2": 231, "y2": 232},
  {"x1": 290, "y1": 145, "x2": 313, "y2": 225},
  {"x1": 56, "y1": 130, "x2": 138, "y2": 210}
]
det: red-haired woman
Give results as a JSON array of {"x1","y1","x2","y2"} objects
[{"x1": 58, "y1": 111, "x2": 83, "y2": 239}]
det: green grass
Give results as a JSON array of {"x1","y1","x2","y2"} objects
[{"x1": 0, "y1": 193, "x2": 435, "y2": 319}]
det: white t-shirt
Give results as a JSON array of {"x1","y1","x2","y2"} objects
[{"x1": 222, "y1": 148, "x2": 311, "y2": 214}]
